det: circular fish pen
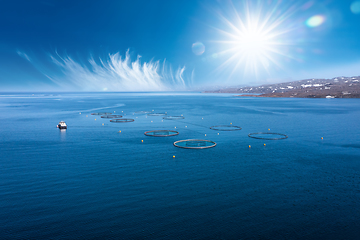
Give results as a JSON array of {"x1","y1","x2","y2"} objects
[
  {"x1": 147, "y1": 113, "x2": 167, "y2": 116},
  {"x1": 91, "y1": 112, "x2": 112, "y2": 115},
  {"x1": 110, "y1": 118, "x2": 134, "y2": 123},
  {"x1": 144, "y1": 130, "x2": 179, "y2": 137},
  {"x1": 134, "y1": 111, "x2": 152, "y2": 114},
  {"x1": 173, "y1": 139, "x2": 216, "y2": 149},
  {"x1": 210, "y1": 125, "x2": 242, "y2": 131},
  {"x1": 163, "y1": 116, "x2": 185, "y2": 120},
  {"x1": 248, "y1": 132, "x2": 288, "y2": 140},
  {"x1": 101, "y1": 115, "x2": 123, "y2": 118}
]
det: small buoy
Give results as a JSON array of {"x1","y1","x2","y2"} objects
[
  {"x1": 175, "y1": 126, "x2": 177, "y2": 129},
  {"x1": 249, "y1": 145, "x2": 251, "y2": 148},
  {"x1": 218, "y1": 133, "x2": 219, "y2": 135},
  {"x1": 119, "y1": 130, "x2": 121, "y2": 133},
  {"x1": 86, "y1": 115, "x2": 88, "y2": 117},
  {"x1": 173, "y1": 155, "x2": 175, "y2": 158},
  {"x1": 95, "y1": 119, "x2": 96, "y2": 121},
  {"x1": 181, "y1": 114, "x2": 183, "y2": 116},
  {"x1": 264, "y1": 144, "x2": 266, "y2": 146},
  {"x1": 230, "y1": 123, "x2": 232, "y2": 125},
  {"x1": 122, "y1": 111, "x2": 123, "y2": 112},
  {"x1": 321, "y1": 137, "x2": 323, "y2": 140},
  {"x1": 102, "y1": 123, "x2": 104, "y2": 126},
  {"x1": 79, "y1": 112, "x2": 81, "y2": 114},
  {"x1": 161, "y1": 120, "x2": 163, "y2": 122},
  {"x1": 151, "y1": 121, "x2": 153, "y2": 123},
  {"x1": 141, "y1": 140, "x2": 143, "y2": 143},
  {"x1": 185, "y1": 126, "x2": 187, "y2": 128},
  {"x1": 114, "y1": 111, "x2": 115, "y2": 113},
  {"x1": 205, "y1": 134, "x2": 207, "y2": 136},
  {"x1": 268, "y1": 129, "x2": 270, "y2": 131},
  {"x1": 202, "y1": 118, "x2": 203, "y2": 119}
]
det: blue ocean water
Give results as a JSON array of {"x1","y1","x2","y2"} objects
[{"x1": 1, "y1": 92, "x2": 359, "y2": 239}]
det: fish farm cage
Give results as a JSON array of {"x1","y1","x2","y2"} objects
[
  {"x1": 110, "y1": 119, "x2": 135, "y2": 123},
  {"x1": 144, "y1": 130, "x2": 179, "y2": 137},
  {"x1": 101, "y1": 115, "x2": 123, "y2": 118},
  {"x1": 163, "y1": 116, "x2": 185, "y2": 120},
  {"x1": 147, "y1": 113, "x2": 167, "y2": 116},
  {"x1": 173, "y1": 139, "x2": 216, "y2": 149},
  {"x1": 91, "y1": 112, "x2": 113, "y2": 115},
  {"x1": 210, "y1": 125, "x2": 242, "y2": 131},
  {"x1": 248, "y1": 132, "x2": 288, "y2": 140}
]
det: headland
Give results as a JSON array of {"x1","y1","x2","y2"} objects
[{"x1": 205, "y1": 76, "x2": 360, "y2": 98}]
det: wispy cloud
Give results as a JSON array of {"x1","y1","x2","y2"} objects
[
  {"x1": 17, "y1": 50, "x2": 31, "y2": 62},
  {"x1": 42, "y1": 50, "x2": 188, "y2": 91}
]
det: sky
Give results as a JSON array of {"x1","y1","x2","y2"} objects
[{"x1": 1, "y1": 0, "x2": 360, "y2": 91}]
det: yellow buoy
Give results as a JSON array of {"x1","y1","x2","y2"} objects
[
  {"x1": 264, "y1": 144, "x2": 266, "y2": 146},
  {"x1": 321, "y1": 137, "x2": 323, "y2": 140},
  {"x1": 268, "y1": 128, "x2": 270, "y2": 131},
  {"x1": 249, "y1": 145, "x2": 251, "y2": 148},
  {"x1": 205, "y1": 134, "x2": 206, "y2": 136},
  {"x1": 173, "y1": 155, "x2": 175, "y2": 158},
  {"x1": 230, "y1": 123, "x2": 232, "y2": 124},
  {"x1": 141, "y1": 140, "x2": 143, "y2": 143},
  {"x1": 95, "y1": 119, "x2": 96, "y2": 121},
  {"x1": 119, "y1": 130, "x2": 121, "y2": 133},
  {"x1": 102, "y1": 123, "x2": 104, "y2": 126}
]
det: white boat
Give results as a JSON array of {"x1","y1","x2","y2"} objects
[{"x1": 57, "y1": 121, "x2": 67, "y2": 129}]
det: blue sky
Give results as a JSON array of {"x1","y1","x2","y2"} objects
[{"x1": 1, "y1": 0, "x2": 360, "y2": 91}]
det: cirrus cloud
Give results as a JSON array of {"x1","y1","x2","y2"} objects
[{"x1": 20, "y1": 50, "x2": 190, "y2": 91}]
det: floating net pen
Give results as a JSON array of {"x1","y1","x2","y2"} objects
[
  {"x1": 248, "y1": 132, "x2": 288, "y2": 140},
  {"x1": 210, "y1": 125, "x2": 242, "y2": 131},
  {"x1": 173, "y1": 139, "x2": 216, "y2": 149},
  {"x1": 144, "y1": 130, "x2": 179, "y2": 137},
  {"x1": 110, "y1": 118, "x2": 135, "y2": 123}
]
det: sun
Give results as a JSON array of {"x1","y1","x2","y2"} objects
[
  {"x1": 236, "y1": 27, "x2": 271, "y2": 56},
  {"x1": 213, "y1": 0, "x2": 298, "y2": 78}
]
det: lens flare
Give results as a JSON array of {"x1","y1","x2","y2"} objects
[
  {"x1": 192, "y1": 42, "x2": 205, "y2": 55},
  {"x1": 212, "y1": 0, "x2": 299, "y2": 78},
  {"x1": 306, "y1": 15, "x2": 326, "y2": 28},
  {"x1": 351, "y1": 1, "x2": 360, "y2": 14}
]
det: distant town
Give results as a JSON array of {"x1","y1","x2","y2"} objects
[{"x1": 205, "y1": 76, "x2": 360, "y2": 98}]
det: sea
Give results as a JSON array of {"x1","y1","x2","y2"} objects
[{"x1": 1, "y1": 92, "x2": 359, "y2": 239}]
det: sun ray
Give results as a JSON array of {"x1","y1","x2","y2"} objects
[{"x1": 211, "y1": 0, "x2": 301, "y2": 81}]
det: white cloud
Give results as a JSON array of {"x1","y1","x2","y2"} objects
[
  {"x1": 17, "y1": 50, "x2": 31, "y2": 62},
  {"x1": 46, "y1": 50, "x2": 188, "y2": 91}
]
